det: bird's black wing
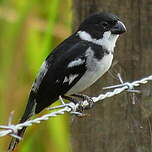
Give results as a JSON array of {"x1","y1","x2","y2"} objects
[
  {"x1": 8, "y1": 37, "x2": 87, "y2": 152},
  {"x1": 32, "y1": 40, "x2": 91, "y2": 113}
]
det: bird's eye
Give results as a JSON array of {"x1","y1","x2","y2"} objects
[{"x1": 101, "y1": 21, "x2": 109, "y2": 29}]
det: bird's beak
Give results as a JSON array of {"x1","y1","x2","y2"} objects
[{"x1": 111, "y1": 21, "x2": 126, "y2": 34}]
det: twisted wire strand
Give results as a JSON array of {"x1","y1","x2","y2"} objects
[{"x1": 0, "y1": 74, "x2": 152, "y2": 138}]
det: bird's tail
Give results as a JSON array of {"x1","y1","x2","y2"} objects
[{"x1": 8, "y1": 92, "x2": 36, "y2": 152}]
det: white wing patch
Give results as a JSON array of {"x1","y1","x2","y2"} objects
[
  {"x1": 32, "y1": 61, "x2": 48, "y2": 92},
  {"x1": 69, "y1": 74, "x2": 79, "y2": 84},
  {"x1": 63, "y1": 74, "x2": 79, "y2": 85},
  {"x1": 56, "y1": 79, "x2": 60, "y2": 83},
  {"x1": 63, "y1": 76, "x2": 69, "y2": 83},
  {"x1": 68, "y1": 58, "x2": 85, "y2": 68}
]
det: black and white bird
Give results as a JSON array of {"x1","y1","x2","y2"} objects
[{"x1": 8, "y1": 12, "x2": 126, "y2": 151}]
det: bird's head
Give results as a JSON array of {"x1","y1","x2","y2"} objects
[{"x1": 77, "y1": 12, "x2": 126, "y2": 51}]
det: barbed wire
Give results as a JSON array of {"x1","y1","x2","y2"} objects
[{"x1": 0, "y1": 74, "x2": 152, "y2": 139}]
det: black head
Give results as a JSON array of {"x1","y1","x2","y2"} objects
[{"x1": 78, "y1": 12, "x2": 126, "y2": 39}]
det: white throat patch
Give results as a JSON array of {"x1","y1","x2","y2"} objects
[{"x1": 77, "y1": 31, "x2": 119, "y2": 53}]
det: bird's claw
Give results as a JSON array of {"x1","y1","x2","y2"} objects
[
  {"x1": 82, "y1": 95, "x2": 94, "y2": 109},
  {"x1": 73, "y1": 94, "x2": 94, "y2": 110}
]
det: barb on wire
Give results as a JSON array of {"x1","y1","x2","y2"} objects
[
  {"x1": 0, "y1": 74, "x2": 152, "y2": 139},
  {"x1": 103, "y1": 73, "x2": 141, "y2": 93}
]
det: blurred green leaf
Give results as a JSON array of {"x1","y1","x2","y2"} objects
[{"x1": 0, "y1": 0, "x2": 72, "y2": 151}]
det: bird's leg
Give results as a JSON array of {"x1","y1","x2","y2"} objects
[
  {"x1": 48, "y1": 96, "x2": 77, "y2": 111},
  {"x1": 62, "y1": 95, "x2": 78, "y2": 104},
  {"x1": 63, "y1": 95, "x2": 87, "y2": 113},
  {"x1": 72, "y1": 93, "x2": 94, "y2": 109},
  {"x1": 62, "y1": 95, "x2": 86, "y2": 116}
]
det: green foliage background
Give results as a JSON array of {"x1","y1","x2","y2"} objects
[{"x1": 0, "y1": 0, "x2": 72, "y2": 151}]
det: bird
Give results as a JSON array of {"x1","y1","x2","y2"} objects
[{"x1": 8, "y1": 12, "x2": 126, "y2": 151}]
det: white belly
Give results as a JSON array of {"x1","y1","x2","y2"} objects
[{"x1": 66, "y1": 52, "x2": 113, "y2": 95}]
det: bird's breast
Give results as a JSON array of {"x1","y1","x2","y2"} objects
[{"x1": 66, "y1": 52, "x2": 113, "y2": 95}]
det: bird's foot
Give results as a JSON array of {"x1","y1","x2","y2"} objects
[
  {"x1": 62, "y1": 95, "x2": 84, "y2": 112},
  {"x1": 62, "y1": 95, "x2": 84, "y2": 113},
  {"x1": 62, "y1": 94, "x2": 94, "y2": 117},
  {"x1": 72, "y1": 93, "x2": 94, "y2": 109}
]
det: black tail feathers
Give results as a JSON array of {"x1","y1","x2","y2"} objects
[
  {"x1": 8, "y1": 127, "x2": 27, "y2": 152},
  {"x1": 8, "y1": 93, "x2": 37, "y2": 152}
]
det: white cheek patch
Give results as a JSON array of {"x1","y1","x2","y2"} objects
[
  {"x1": 77, "y1": 30, "x2": 119, "y2": 52},
  {"x1": 68, "y1": 58, "x2": 85, "y2": 68},
  {"x1": 32, "y1": 61, "x2": 48, "y2": 92},
  {"x1": 63, "y1": 74, "x2": 79, "y2": 85},
  {"x1": 100, "y1": 31, "x2": 119, "y2": 52}
]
